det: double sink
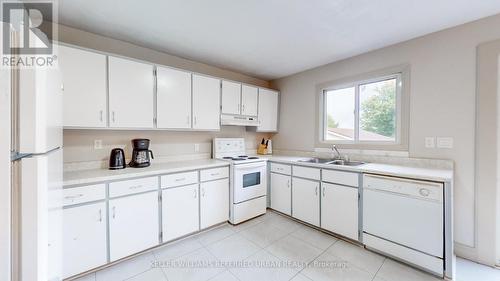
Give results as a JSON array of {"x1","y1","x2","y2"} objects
[{"x1": 297, "y1": 158, "x2": 365, "y2": 166}]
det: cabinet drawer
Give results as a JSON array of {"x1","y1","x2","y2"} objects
[
  {"x1": 161, "y1": 171, "x2": 198, "y2": 188},
  {"x1": 200, "y1": 167, "x2": 229, "y2": 182},
  {"x1": 322, "y1": 169, "x2": 359, "y2": 187},
  {"x1": 109, "y1": 177, "x2": 159, "y2": 197},
  {"x1": 270, "y1": 163, "x2": 291, "y2": 175},
  {"x1": 293, "y1": 165, "x2": 320, "y2": 180},
  {"x1": 63, "y1": 184, "x2": 106, "y2": 206}
]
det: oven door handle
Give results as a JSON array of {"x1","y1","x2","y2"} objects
[{"x1": 234, "y1": 162, "x2": 266, "y2": 170}]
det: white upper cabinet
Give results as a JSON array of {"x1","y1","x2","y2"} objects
[
  {"x1": 108, "y1": 57, "x2": 154, "y2": 128},
  {"x1": 59, "y1": 45, "x2": 107, "y2": 128},
  {"x1": 257, "y1": 88, "x2": 279, "y2": 132},
  {"x1": 241, "y1": 85, "x2": 258, "y2": 116},
  {"x1": 156, "y1": 67, "x2": 192, "y2": 129},
  {"x1": 192, "y1": 74, "x2": 221, "y2": 130},
  {"x1": 221, "y1": 80, "x2": 241, "y2": 115}
]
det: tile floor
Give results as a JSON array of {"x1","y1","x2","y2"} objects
[{"x1": 74, "y1": 210, "x2": 500, "y2": 281}]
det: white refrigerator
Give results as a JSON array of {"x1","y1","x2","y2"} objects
[{"x1": 6, "y1": 60, "x2": 64, "y2": 281}]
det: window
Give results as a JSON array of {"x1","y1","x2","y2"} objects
[{"x1": 322, "y1": 74, "x2": 401, "y2": 144}]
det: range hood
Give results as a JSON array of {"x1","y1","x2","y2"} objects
[{"x1": 220, "y1": 114, "x2": 259, "y2": 126}]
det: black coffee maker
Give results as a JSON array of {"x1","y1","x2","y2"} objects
[{"x1": 129, "y1": 139, "x2": 154, "y2": 168}]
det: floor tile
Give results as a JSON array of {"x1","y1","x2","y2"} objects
[
  {"x1": 96, "y1": 252, "x2": 156, "y2": 281},
  {"x1": 261, "y1": 215, "x2": 303, "y2": 234},
  {"x1": 229, "y1": 217, "x2": 263, "y2": 233},
  {"x1": 229, "y1": 249, "x2": 299, "y2": 281},
  {"x1": 326, "y1": 240, "x2": 385, "y2": 275},
  {"x1": 153, "y1": 236, "x2": 203, "y2": 261},
  {"x1": 302, "y1": 252, "x2": 373, "y2": 281},
  {"x1": 195, "y1": 224, "x2": 236, "y2": 246},
  {"x1": 456, "y1": 258, "x2": 500, "y2": 281},
  {"x1": 208, "y1": 270, "x2": 240, "y2": 281},
  {"x1": 290, "y1": 225, "x2": 338, "y2": 250},
  {"x1": 239, "y1": 221, "x2": 289, "y2": 247},
  {"x1": 206, "y1": 233, "x2": 261, "y2": 262},
  {"x1": 376, "y1": 258, "x2": 442, "y2": 281},
  {"x1": 161, "y1": 247, "x2": 225, "y2": 281},
  {"x1": 125, "y1": 268, "x2": 167, "y2": 281},
  {"x1": 265, "y1": 235, "x2": 323, "y2": 267}
]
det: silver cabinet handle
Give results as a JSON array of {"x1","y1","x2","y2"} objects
[
  {"x1": 98, "y1": 209, "x2": 102, "y2": 222},
  {"x1": 202, "y1": 188, "x2": 206, "y2": 197},
  {"x1": 175, "y1": 177, "x2": 186, "y2": 182},
  {"x1": 64, "y1": 194, "x2": 84, "y2": 200},
  {"x1": 193, "y1": 189, "x2": 197, "y2": 198},
  {"x1": 112, "y1": 111, "x2": 115, "y2": 122},
  {"x1": 210, "y1": 172, "x2": 220, "y2": 176},
  {"x1": 322, "y1": 186, "x2": 325, "y2": 197},
  {"x1": 129, "y1": 185, "x2": 143, "y2": 190},
  {"x1": 112, "y1": 206, "x2": 116, "y2": 219},
  {"x1": 99, "y1": 110, "x2": 104, "y2": 122},
  {"x1": 315, "y1": 186, "x2": 318, "y2": 196},
  {"x1": 287, "y1": 179, "x2": 290, "y2": 188}
]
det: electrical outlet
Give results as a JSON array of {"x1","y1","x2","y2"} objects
[
  {"x1": 425, "y1": 137, "x2": 435, "y2": 148},
  {"x1": 94, "y1": 140, "x2": 103, "y2": 150},
  {"x1": 194, "y1": 143, "x2": 200, "y2": 152},
  {"x1": 437, "y1": 137, "x2": 454, "y2": 149}
]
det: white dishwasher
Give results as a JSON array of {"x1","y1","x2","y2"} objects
[{"x1": 362, "y1": 174, "x2": 444, "y2": 276}]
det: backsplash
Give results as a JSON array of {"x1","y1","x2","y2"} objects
[{"x1": 63, "y1": 126, "x2": 273, "y2": 170}]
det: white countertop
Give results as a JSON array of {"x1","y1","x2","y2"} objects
[
  {"x1": 64, "y1": 159, "x2": 230, "y2": 186},
  {"x1": 260, "y1": 155, "x2": 453, "y2": 182}
]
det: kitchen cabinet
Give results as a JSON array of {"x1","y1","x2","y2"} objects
[
  {"x1": 192, "y1": 74, "x2": 221, "y2": 130},
  {"x1": 321, "y1": 183, "x2": 359, "y2": 240},
  {"x1": 241, "y1": 85, "x2": 258, "y2": 116},
  {"x1": 270, "y1": 173, "x2": 291, "y2": 215},
  {"x1": 156, "y1": 66, "x2": 192, "y2": 129},
  {"x1": 200, "y1": 178, "x2": 229, "y2": 229},
  {"x1": 221, "y1": 80, "x2": 241, "y2": 115},
  {"x1": 292, "y1": 177, "x2": 320, "y2": 226},
  {"x1": 109, "y1": 191, "x2": 159, "y2": 261},
  {"x1": 59, "y1": 45, "x2": 107, "y2": 128},
  {"x1": 108, "y1": 56, "x2": 154, "y2": 128},
  {"x1": 162, "y1": 184, "x2": 200, "y2": 242},
  {"x1": 62, "y1": 203, "x2": 107, "y2": 278},
  {"x1": 257, "y1": 88, "x2": 279, "y2": 132}
]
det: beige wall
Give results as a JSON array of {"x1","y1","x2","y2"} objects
[
  {"x1": 271, "y1": 14, "x2": 500, "y2": 262},
  {"x1": 57, "y1": 24, "x2": 272, "y2": 164}
]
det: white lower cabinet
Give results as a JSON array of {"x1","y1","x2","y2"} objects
[
  {"x1": 109, "y1": 192, "x2": 159, "y2": 261},
  {"x1": 162, "y1": 184, "x2": 200, "y2": 242},
  {"x1": 292, "y1": 177, "x2": 320, "y2": 226},
  {"x1": 200, "y1": 178, "x2": 229, "y2": 229},
  {"x1": 62, "y1": 202, "x2": 107, "y2": 278},
  {"x1": 270, "y1": 173, "x2": 291, "y2": 215},
  {"x1": 321, "y1": 182, "x2": 359, "y2": 240}
]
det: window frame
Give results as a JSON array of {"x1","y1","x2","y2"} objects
[{"x1": 320, "y1": 73, "x2": 403, "y2": 146}]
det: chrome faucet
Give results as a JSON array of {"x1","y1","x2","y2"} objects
[{"x1": 332, "y1": 145, "x2": 342, "y2": 160}]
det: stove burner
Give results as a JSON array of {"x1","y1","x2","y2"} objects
[
  {"x1": 223, "y1": 157, "x2": 233, "y2": 159},
  {"x1": 238, "y1": 155, "x2": 249, "y2": 158},
  {"x1": 232, "y1": 158, "x2": 246, "y2": 161},
  {"x1": 248, "y1": 156, "x2": 259, "y2": 159}
]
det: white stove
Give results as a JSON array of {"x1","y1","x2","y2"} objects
[{"x1": 213, "y1": 138, "x2": 267, "y2": 224}]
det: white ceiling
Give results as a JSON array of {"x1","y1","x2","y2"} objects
[{"x1": 59, "y1": 0, "x2": 500, "y2": 80}]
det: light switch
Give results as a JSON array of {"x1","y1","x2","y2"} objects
[
  {"x1": 425, "y1": 137, "x2": 435, "y2": 148},
  {"x1": 94, "y1": 140, "x2": 103, "y2": 150},
  {"x1": 437, "y1": 137, "x2": 454, "y2": 149}
]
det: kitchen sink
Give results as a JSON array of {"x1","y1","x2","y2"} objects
[{"x1": 297, "y1": 158, "x2": 365, "y2": 166}]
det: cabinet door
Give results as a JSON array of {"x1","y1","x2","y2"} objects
[
  {"x1": 221, "y1": 80, "x2": 241, "y2": 115},
  {"x1": 62, "y1": 203, "x2": 107, "y2": 278},
  {"x1": 109, "y1": 192, "x2": 159, "y2": 261},
  {"x1": 292, "y1": 177, "x2": 320, "y2": 226},
  {"x1": 241, "y1": 85, "x2": 258, "y2": 116},
  {"x1": 257, "y1": 88, "x2": 279, "y2": 132},
  {"x1": 156, "y1": 67, "x2": 192, "y2": 129},
  {"x1": 192, "y1": 74, "x2": 221, "y2": 130},
  {"x1": 59, "y1": 45, "x2": 107, "y2": 127},
  {"x1": 200, "y1": 178, "x2": 229, "y2": 229},
  {"x1": 162, "y1": 184, "x2": 199, "y2": 242},
  {"x1": 270, "y1": 173, "x2": 291, "y2": 215},
  {"x1": 321, "y1": 183, "x2": 359, "y2": 240},
  {"x1": 108, "y1": 56, "x2": 154, "y2": 128}
]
